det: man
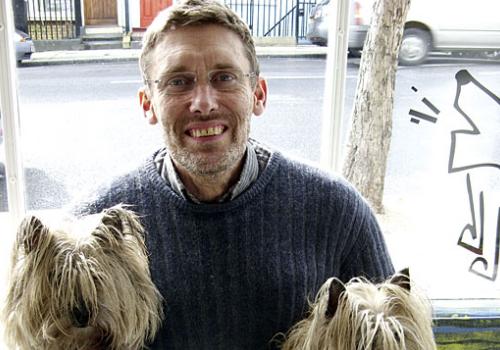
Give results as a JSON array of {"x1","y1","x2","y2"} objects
[{"x1": 75, "y1": 0, "x2": 394, "y2": 348}]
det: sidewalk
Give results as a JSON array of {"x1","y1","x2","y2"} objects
[{"x1": 22, "y1": 45, "x2": 328, "y2": 66}]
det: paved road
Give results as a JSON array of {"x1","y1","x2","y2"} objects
[{"x1": 2, "y1": 57, "x2": 499, "y2": 212}]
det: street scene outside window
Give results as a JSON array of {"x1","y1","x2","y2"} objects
[{"x1": 0, "y1": 0, "x2": 499, "y2": 348}]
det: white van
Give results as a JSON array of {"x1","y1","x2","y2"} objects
[
  {"x1": 399, "y1": 0, "x2": 500, "y2": 64},
  {"x1": 307, "y1": 0, "x2": 500, "y2": 65}
]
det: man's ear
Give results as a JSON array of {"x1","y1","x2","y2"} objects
[
  {"x1": 252, "y1": 77, "x2": 267, "y2": 116},
  {"x1": 138, "y1": 86, "x2": 158, "y2": 125}
]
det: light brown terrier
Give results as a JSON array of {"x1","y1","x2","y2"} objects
[
  {"x1": 281, "y1": 268, "x2": 437, "y2": 350},
  {"x1": 3, "y1": 205, "x2": 163, "y2": 350}
]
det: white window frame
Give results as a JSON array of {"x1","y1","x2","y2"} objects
[
  {"x1": 0, "y1": 0, "x2": 26, "y2": 226},
  {"x1": 1, "y1": 0, "x2": 499, "y2": 339},
  {"x1": 320, "y1": 0, "x2": 350, "y2": 173}
]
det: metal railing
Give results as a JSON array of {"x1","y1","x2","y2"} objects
[
  {"x1": 224, "y1": 0, "x2": 318, "y2": 40},
  {"x1": 26, "y1": 0, "x2": 81, "y2": 40},
  {"x1": 22, "y1": 0, "x2": 317, "y2": 41}
]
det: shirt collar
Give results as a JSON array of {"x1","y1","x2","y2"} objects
[{"x1": 161, "y1": 142, "x2": 260, "y2": 203}]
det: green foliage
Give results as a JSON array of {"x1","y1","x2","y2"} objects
[{"x1": 434, "y1": 318, "x2": 500, "y2": 349}]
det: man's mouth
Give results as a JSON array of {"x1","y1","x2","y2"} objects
[{"x1": 188, "y1": 125, "x2": 225, "y2": 138}]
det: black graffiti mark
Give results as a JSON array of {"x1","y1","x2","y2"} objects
[
  {"x1": 422, "y1": 97, "x2": 440, "y2": 115},
  {"x1": 409, "y1": 109, "x2": 438, "y2": 124},
  {"x1": 449, "y1": 69, "x2": 500, "y2": 173},
  {"x1": 468, "y1": 207, "x2": 500, "y2": 281},
  {"x1": 409, "y1": 88, "x2": 441, "y2": 124},
  {"x1": 457, "y1": 173, "x2": 484, "y2": 255},
  {"x1": 451, "y1": 70, "x2": 500, "y2": 282}
]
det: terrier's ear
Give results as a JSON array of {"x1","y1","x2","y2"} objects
[
  {"x1": 101, "y1": 205, "x2": 143, "y2": 239},
  {"x1": 18, "y1": 215, "x2": 47, "y2": 254},
  {"x1": 326, "y1": 278, "x2": 346, "y2": 319},
  {"x1": 389, "y1": 267, "x2": 411, "y2": 292},
  {"x1": 101, "y1": 206, "x2": 127, "y2": 239}
]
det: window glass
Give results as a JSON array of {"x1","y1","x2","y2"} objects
[
  {"x1": 5, "y1": 0, "x2": 500, "y2": 296},
  {"x1": 384, "y1": 60, "x2": 500, "y2": 300},
  {"x1": 252, "y1": 57, "x2": 325, "y2": 162},
  {"x1": 331, "y1": 1, "x2": 500, "y2": 316},
  {"x1": 17, "y1": 63, "x2": 159, "y2": 210}
]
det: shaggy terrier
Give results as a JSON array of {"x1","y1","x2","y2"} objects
[
  {"x1": 282, "y1": 268, "x2": 436, "y2": 350},
  {"x1": 3, "y1": 205, "x2": 163, "y2": 350}
]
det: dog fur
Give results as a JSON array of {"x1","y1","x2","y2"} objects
[
  {"x1": 281, "y1": 268, "x2": 436, "y2": 350},
  {"x1": 3, "y1": 205, "x2": 163, "y2": 350}
]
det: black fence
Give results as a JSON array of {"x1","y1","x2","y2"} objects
[
  {"x1": 19, "y1": 0, "x2": 317, "y2": 41},
  {"x1": 224, "y1": 0, "x2": 318, "y2": 40},
  {"x1": 25, "y1": 0, "x2": 81, "y2": 40}
]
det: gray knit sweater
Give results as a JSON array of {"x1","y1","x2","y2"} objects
[{"x1": 75, "y1": 148, "x2": 394, "y2": 349}]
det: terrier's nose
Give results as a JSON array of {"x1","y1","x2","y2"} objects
[{"x1": 72, "y1": 305, "x2": 90, "y2": 328}]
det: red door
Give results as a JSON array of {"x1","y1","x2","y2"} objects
[{"x1": 140, "y1": 0, "x2": 173, "y2": 28}]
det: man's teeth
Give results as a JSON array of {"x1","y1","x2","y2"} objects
[{"x1": 190, "y1": 126, "x2": 224, "y2": 138}]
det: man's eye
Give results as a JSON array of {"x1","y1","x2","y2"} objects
[
  {"x1": 167, "y1": 78, "x2": 189, "y2": 86},
  {"x1": 212, "y1": 72, "x2": 237, "y2": 82},
  {"x1": 167, "y1": 77, "x2": 191, "y2": 86}
]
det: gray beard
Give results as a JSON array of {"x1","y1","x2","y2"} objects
[
  {"x1": 169, "y1": 141, "x2": 246, "y2": 178},
  {"x1": 164, "y1": 113, "x2": 252, "y2": 178}
]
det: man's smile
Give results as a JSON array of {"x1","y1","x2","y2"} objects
[
  {"x1": 187, "y1": 125, "x2": 226, "y2": 138},
  {"x1": 184, "y1": 120, "x2": 230, "y2": 142}
]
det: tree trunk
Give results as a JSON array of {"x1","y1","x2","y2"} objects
[{"x1": 342, "y1": 0, "x2": 411, "y2": 213}]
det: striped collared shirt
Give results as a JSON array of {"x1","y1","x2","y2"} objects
[{"x1": 154, "y1": 139, "x2": 271, "y2": 203}]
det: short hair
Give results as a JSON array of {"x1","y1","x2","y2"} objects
[{"x1": 139, "y1": 0, "x2": 259, "y2": 84}]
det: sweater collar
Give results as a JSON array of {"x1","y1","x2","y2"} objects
[
  {"x1": 143, "y1": 141, "x2": 282, "y2": 212},
  {"x1": 154, "y1": 139, "x2": 272, "y2": 204}
]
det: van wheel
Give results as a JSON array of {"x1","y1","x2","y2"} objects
[{"x1": 399, "y1": 28, "x2": 431, "y2": 66}]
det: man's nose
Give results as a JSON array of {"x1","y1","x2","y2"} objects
[{"x1": 189, "y1": 83, "x2": 219, "y2": 115}]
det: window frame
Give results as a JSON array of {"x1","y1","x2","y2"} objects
[
  {"x1": 1, "y1": 0, "x2": 499, "y2": 344},
  {"x1": 0, "y1": 0, "x2": 27, "y2": 226}
]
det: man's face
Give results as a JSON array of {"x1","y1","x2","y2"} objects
[{"x1": 140, "y1": 24, "x2": 267, "y2": 177}]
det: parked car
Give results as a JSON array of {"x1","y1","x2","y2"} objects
[
  {"x1": 306, "y1": 0, "x2": 500, "y2": 65},
  {"x1": 306, "y1": 0, "x2": 370, "y2": 56},
  {"x1": 14, "y1": 29, "x2": 35, "y2": 63}
]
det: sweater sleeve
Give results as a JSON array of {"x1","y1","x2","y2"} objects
[{"x1": 339, "y1": 194, "x2": 395, "y2": 283}]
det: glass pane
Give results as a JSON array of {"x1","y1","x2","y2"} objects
[
  {"x1": 17, "y1": 63, "x2": 158, "y2": 210},
  {"x1": 8, "y1": 0, "x2": 499, "y2": 301},
  {"x1": 252, "y1": 57, "x2": 325, "y2": 162},
  {"x1": 341, "y1": 0, "x2": 500, "y2": 301},
  {"x1": 388, "y1": 61, "x2": 499, "y2": 299}
]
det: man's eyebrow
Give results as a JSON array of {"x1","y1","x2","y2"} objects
[
  {"x1": 158, "y1": 63, "x2": 242, "y2": 77},
  {"x1": 161, "y1": 65, "x2": 189, "y2": 74},
  {"x1": 213, "y1": 63, "x2": 240, "y2": 70}
]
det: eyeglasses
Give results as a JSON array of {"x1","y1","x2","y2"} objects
[{"x1": 147, "y1": 69, "x2": 256, "y2": 95}]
